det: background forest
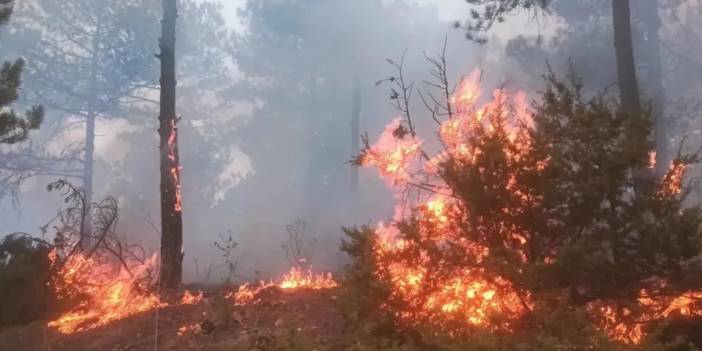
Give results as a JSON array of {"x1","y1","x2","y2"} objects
[{"x1": 0, "y1": 0, "x2": 702, "y2": 350}]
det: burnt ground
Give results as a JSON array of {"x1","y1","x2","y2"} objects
[{"x1": 0, "y1": 287, "x2": 346, "y2": 351}]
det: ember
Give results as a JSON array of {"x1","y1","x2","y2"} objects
[
  {"x1": 177, "y1": 323, "x2": 201, "y2": 337},
  {"x1": 180, "y1": 290, "x2": 204, "y2": 305}
]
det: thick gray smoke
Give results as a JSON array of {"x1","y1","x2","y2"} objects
[{"x1": 1, "y1": 0, "x2": 699, "y2": 283}]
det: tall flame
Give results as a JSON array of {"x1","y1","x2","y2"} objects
[
  {"x1": 360, "y1": 69, "x2": 700, "y2": 343},
  {"x1": 363, "y1": 72, "x2": 536, "y2": 332}
]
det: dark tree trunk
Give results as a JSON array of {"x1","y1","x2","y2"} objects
[
  {"x1": 350, "y1": 77, "x2": 360, "y2": 218},
  {"x1": 612, "y1": 0, "x2": 641, "y2": 114},
  {"x1": 637, "y1": 0, "x2": 668, "y2": 176},
  {"x1": 81, "y1": 4, "x2": 103, "y2": 248},
  {"x1": 612, "y1": 0, "x2": 652, "y2": 192},
  {"x1": 158, "y1": 0, "x2": 183, "y2": 289}
]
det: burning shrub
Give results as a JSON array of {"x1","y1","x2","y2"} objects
[
  {"x1": 0, "y1": 180, "x2": 165, "y2": 333},
  {"x1": 347, "y1": 59, "x2": 702, "y2": 348},
  {"x1": 42, "y1": 180, "x2": 164, "y2": 334}
]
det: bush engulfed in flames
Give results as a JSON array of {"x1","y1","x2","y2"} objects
[
  {"x1": 47, "y1": 249, "x2": 336, "y2": 334},
  {"x1": 357, "y1": 69, "x2": 702, "y2": 344}
]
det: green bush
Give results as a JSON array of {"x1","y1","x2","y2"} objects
[
  {"x1": 0, "y1": 234, "x2": 52, "y2": 328},
  {"x1": 342, "y1": 66, "x2": 702, "y2": 350}
]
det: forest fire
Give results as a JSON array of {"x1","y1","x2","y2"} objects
[
  {"x1": 46, "y1": 250, "x2": 210, "y2": 334},
  {"x1": 47, "y1": 250, "x2": 165, "y2": 334},
  {"x1": 229, "y1": 266, "x2": 338, "y2": 305},
  {"x1": 359, "y1": 71, "x2": 538, "y2": 332},
  {"x1": 359, "y1": 69, "x2": 702, "y2": 343}
]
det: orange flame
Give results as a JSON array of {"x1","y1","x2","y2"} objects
[
  {"x1": 180, "y1": 290, "x2": 203, "y2": 305},
  {"x1": 659, "y1": 161, "x2": 687, "y2": 196},
  {"x1": 589, "y1": 288, "x2": 702, "y2": 344},
  {"x1": 364, "y1": 73, "x2": 537, "y2": 332},
  {"x1": 279, "y1": 266, "x2": 339, "y2": 290},
  {"x1": 177, "y1": 323, "x2": 201, "y2": 337},
  {"x1": 228, "y1": 266, "x2": 337, "y2": 306},
  {"x1": 361, "y1": 68, "x2": 700, "y2": 342},
  {"x1": 361, "y1": 118, "x2": 422, "y2": 186},
  {"x1": 168, "y1": 119, "x2": 182, "y2": 212},
  {"x1": 47, "y1": 250, "x2": 165, "y2": 334}
]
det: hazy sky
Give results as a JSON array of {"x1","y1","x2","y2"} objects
[
  {"x1": 1, "y1": 0, "x2": 560, "y2": 283},
  {"x1": 212, "y1": 0, "x2": 552, "y2": 38}
]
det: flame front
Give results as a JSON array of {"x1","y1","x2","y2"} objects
[
  {"x1": 229, "y1": 266, "x2": 337, "y2": 305},
  {"x1": 279, "y1": 266, "x2": 339, "y2": 290},
  {"x1": 47, "y1": 250, "x2": 165, "y2": 334}
]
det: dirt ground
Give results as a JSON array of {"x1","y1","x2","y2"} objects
[{"x1": 0, "y1": 287, "x2": 346, "y2": 351}]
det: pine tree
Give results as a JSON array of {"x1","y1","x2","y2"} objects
[
  {"x1": 0, "y1": 1, "x2": 42, "y2": 145},
  {"x1": 158, "y1": 0, "x2": 183, "y2": 289},
  {"x1": 458, "y1": 0, "x2": 658, "y2": 194}
]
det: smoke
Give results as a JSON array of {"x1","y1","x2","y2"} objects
[{"x1": 6, "y1": 0, "x2": 697, "y2": 285}]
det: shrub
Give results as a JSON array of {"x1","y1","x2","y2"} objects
[{"x1": 344, "y1": 60, "x2": 702, "y2": 350}]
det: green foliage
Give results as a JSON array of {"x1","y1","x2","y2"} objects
[
  {"x1": 341, "y1": 67, "x2": 702, "y2": 349},
  {"x1": 339, "y1": 226, "x2": 392, "y2": 327},
  {"x1": 0, "y1": 59, "x2": 43, "y2": 144},
  {"x1": 456, "y1": 0, "x2": 550, "y2": 43},
  {"x1": 0, "y1": 0, "x2": 43, "y2": 144},
  {"x1": 0, "y1": 234, "x2": 51, "y2": 328},
  {"x1": 529, "y1": 70, "x2": 702, "y2": 301}
]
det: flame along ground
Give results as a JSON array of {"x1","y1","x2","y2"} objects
[
  {"x1": 47, "y1": 250, "x2": 166, "y2": 334},
  {"x1": 228, "y1": 266, "x2": 338, "y2": 306},
  {"x1": 359, "y1": 69, "x2": 701, "y2": 343},
  {"x1": 47, "y1": 251, "x2": 337, "y2": 335}
]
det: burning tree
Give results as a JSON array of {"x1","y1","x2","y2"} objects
[
  {"x1": 158, "y1": 0, "x2": 184, "y2": 289},
  {"x1": 344, "y1": 60, "x2": 702, "y2": 348}
]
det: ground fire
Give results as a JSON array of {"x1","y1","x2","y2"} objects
[
  {"x1": 47, "y1": 250, "x2": 166, "y2": 334},
  {"x1": 229, "y1": 266, "x2": 338, "y2": 306},
  {"x1": 47, "y1": 249, "x2": 337, "y2": 335}
]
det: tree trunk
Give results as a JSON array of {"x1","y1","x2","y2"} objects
[
  {"x1": 636, "y1": 0, "x2": 668, "y2": 176},
  {"x1": 350, "y1": 77, "x2": 360, "y2": 218},
  {"x1": 612, "y1": 0, "x2": 641, "y2": 114},
  {"x1": 81, "y1": 4, "x2": 104, "y2": 247},
  {"x1": 612, "y1": 0, "x2": 652, "y2": 192},
  {"x1": 158, "y1": 0, "x2": 183, "y2": 289}
]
